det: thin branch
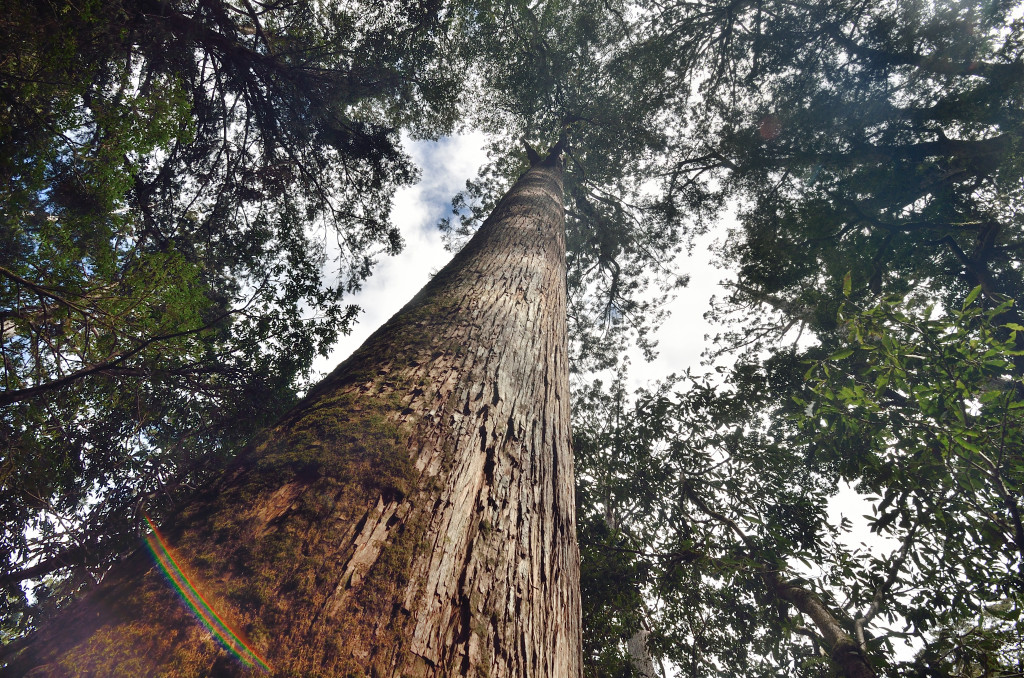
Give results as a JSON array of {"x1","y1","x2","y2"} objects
[{"x1": 853, "y1": 523, "x2": 917, "y2": 651}]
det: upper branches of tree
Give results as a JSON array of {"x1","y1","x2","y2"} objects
[{"x1": 440, "y1": 0, "x2": 698, "y2": 371}]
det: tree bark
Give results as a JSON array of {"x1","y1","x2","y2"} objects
[
  {"x1": 626, "y1": 628, "x2": 659, "y2": 678},
  {"x1": 5, "y1": 150, "x2": 582, "y2": 677}
]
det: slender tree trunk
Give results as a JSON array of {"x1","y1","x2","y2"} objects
[
  {"x1": 6, "y1": 150, "x2": 582, "y2": 677},
  {"x1": 771, "y1": 577, "x2": 876, "y2": 678},
  {"x1": 601, "y1": 468, "x2": 659, "y2": 678},
  {"x1": 626, "y1": 628, "x2": 659, "y2": 678}
]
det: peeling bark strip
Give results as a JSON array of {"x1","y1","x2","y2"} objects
[{"x1": 6, "y1": 152, "x2": 583, "y2": 677}]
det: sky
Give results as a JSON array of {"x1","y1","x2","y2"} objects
[
  {"x1": 311, "y1": 132, "x2": 730, "y2": 390},
  {"x1": 310, "y1": 133, "x2": 487, "y2": 378}
]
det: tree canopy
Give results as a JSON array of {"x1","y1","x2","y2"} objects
[
  {"x1": 568, "y1": 0, "x2": 1024, "y2": 674},
  {"x1": 2, "y1": 0, "x2": 1023, "y2": 676}
]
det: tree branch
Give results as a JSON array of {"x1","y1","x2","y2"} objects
[
  {"x1": 0, "y1": 311, "x2": 232, "y2": 407},
  {"x1": 853, "y1": 523, "x2": 917, "y2": 651},
  {"x1": 684, "y1": 487, "x2": 877, "y2": 678}
]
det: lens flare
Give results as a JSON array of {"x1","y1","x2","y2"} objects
[{"x1": 143, "y1": 515, "x2": 271, "y2": 672}]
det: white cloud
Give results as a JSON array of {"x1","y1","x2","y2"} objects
[{"x1": 311, "y1": 132, "x2": 490, "y2": 379}]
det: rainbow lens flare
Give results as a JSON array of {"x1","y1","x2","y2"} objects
[{"x1": 143, "y1": 515, "x2": 272, "y2": 672}]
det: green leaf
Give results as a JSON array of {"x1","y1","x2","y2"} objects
[
  {"x1": 843, "y1": 271, "x2": 852, "y2": 297},
  {"x1": 828, "y1": 348, "x2": 854, "y2": 361},
  {"x1": 963, "y1": 285, "x2": 983, "y2": 309}
]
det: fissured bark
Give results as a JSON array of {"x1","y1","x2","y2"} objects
[{"x1": 6, "y1": 151, "x2": 582, "y2": 677}]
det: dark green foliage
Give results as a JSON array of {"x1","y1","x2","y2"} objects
[
  {"x1": 658, "y1": 0, "x2": 1024, "y2": 353},
  {"x1": 805, "y1": 296, "x2": 1024, "y2": 662},
  {"x1": 578, "y1": 513, "x2": 651, "y2": 676},
  {"x1": 909, "y1": 609, "x2": 1024, "y2": 678},
  {"x1": 563, "y1": 2, "x2": 1024, "y2": 674},
  {"x1": 573, "y1": 304, "x2": 1024, "y2": 677},
  {"x1": 573, "y1": 369, "x2": 837, "y2": 677}
]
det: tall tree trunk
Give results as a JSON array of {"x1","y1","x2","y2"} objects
[{"x1": 5, "y1": 150, "x2": 582, "y2": 677}]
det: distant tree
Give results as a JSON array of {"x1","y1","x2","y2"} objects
[
  {"x1": 564, "y1": 2, "x2": 1024, "y2": 674},
  {"x1": 573, "y1": 368, "x2": 847, "y2": 677},
  {"x1": 571, "y1": 294, "x2": 1024, "y2": 678},
  {"x1": 574, "y1": 373, "x2": 662, "y2": 677}
]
